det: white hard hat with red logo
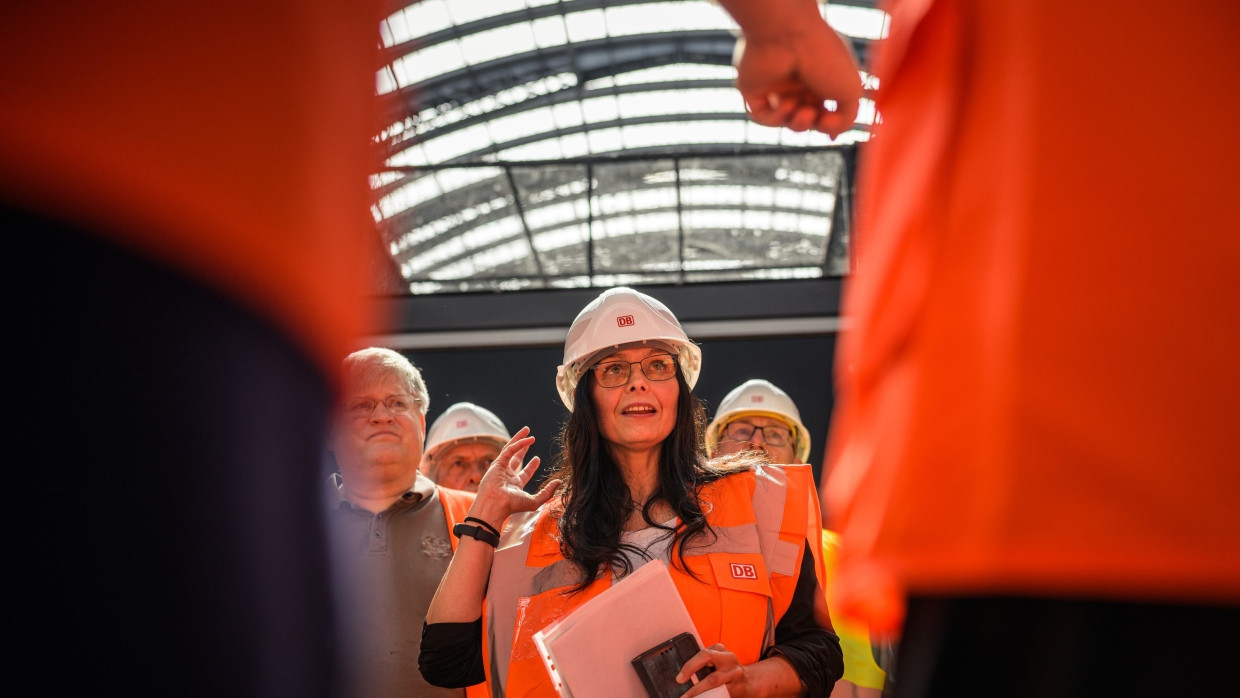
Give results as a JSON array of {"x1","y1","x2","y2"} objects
[
  {"x1": 422, "y1": 402, "x2": 510, "y2": 469},
  {"x1": 555, "y1": 286, "x2": 702, "y2": 410},
  {"x1": 705, "y1": 379, "x2": 811, "y2": 462}
]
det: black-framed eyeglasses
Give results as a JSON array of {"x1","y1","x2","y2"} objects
[
  {"x1": 346, "y1": 394, "x2": 419, "y2": 419},
  {"x1": 721, "y1": 420, "x2": 794, "y2": 448},
  {"x1": 590, "y1": 353, "x2": 678, "y2": 388}
]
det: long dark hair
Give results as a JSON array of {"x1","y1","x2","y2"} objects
[{"x1": 548, "y1": 365, "x2": 760, "y2": 594}]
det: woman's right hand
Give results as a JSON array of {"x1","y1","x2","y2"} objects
[{"x1": 467, "y1": 426, "x2": 561, "y2": 530}]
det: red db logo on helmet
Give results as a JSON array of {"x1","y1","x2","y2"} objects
[{"x1": 616, "y1": 315, "x2": 635, "y2": 327}]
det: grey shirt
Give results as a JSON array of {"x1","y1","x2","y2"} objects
[{"x1": 326, "y1": 472, "x2": 466, "y2": 698}]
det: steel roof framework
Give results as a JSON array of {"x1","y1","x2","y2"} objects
[{"x1": 371, "y1": 0, "x2": 885, "y2": 295}]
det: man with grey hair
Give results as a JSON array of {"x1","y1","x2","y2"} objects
[{"x1": 326, "y1": 347, "x2": 482, "y2": 698}]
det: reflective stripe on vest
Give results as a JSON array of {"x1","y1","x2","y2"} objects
[
  {"x1": 436, "y1": 486, "x2": 490, "y2": 698},
  {"x1": 437, "y1": 486, "x2": 473, "y2": 553},
  {"x1": 482, "y1": 464, "x2": 821, "y2": 698}
]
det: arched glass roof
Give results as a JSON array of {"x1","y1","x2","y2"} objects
[{"x1": 372, "y1": 0, "x2": 887, "y2": 295}]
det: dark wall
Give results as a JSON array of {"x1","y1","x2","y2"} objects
[{"x1": 403, "y1": 332, "x2": 837, "y2": 491}]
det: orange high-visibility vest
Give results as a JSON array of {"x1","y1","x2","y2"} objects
[{"x1": 482, "y1": 464, "x2": 825, "y2": 698}]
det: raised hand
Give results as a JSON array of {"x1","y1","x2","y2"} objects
[{"x1": 468, "y1": 426, "x2": 561, "y2": 530}]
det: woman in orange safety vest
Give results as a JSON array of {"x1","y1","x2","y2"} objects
[{"x1": 419, "y1": 286, "x2": 844, "y2": 698}]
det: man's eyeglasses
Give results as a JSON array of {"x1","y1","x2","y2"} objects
[
  {"x1": 346, "y1": 394, "x2": 419, "y2": 419},
  {"x1": 591, "y1": 353, "x2": 678, "y2": 388},
  {"x1": 721, "y1": 420, "x2": 794, "y2": 448}
]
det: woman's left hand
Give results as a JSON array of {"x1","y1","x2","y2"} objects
[
  {"x1": 678, "y1": 643, "x2": 807, "y2": 698},
  {"x1": 677, "y1": 644, "x2": 750, "y2": 698}
]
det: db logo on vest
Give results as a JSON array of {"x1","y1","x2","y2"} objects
[
  {"x1": 616, "y1": 315, "x2": 635, "y2": 327},
  {"x1": 730, "y1": 563, "x2": 758, "y2": 580}
]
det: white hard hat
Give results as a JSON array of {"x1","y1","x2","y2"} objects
[
  {"x1": 422, "y1": 402, "x2": 510, "y2": 467},
  {"x1": 705, "y1": 379, "x2": 811, "y2": 462},
  {"x1": 555, "y1": 287, "x2": 702, "y2": 410}
]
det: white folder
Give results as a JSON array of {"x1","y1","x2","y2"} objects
[{"x1": 532, "y1": 559, "x2": 730, "y2": 698}]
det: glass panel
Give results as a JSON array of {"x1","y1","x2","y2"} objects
[
  {"x1": 448, "y1": 0, "x2": 526, "y2": 26},
  {"x1": 824, "y1": 3, "x2": 890, "y2": 40},
  {"x1": 605, "y1": 2, "x2": 732, "y2": 35},
  {"x1": 613, "y1": 63, "x2": 736, "y2": 85},
  {"x1": 677, "y1": 152, "x2": 845, "y2": 278},
  {"x1": 617, "y1": 88, "x2": 741, "y2": 118},
  {"x1": 531, "y1": 15, "x2": 569, "y2": 47},
  {"x1": 460, "y1": 24, "x2": 538, "y2": 65},
  {"x1": 377, "y1": 149, "x2": 853, "y2": 291},
  {"x1": 395, "y1": 41, "x2": 466, "y2": 87},
  {"x1": 564, "y1": 8, "x2": 607, "y2": 42},
  {"x1": 590, "y1": 159, "x2": 680, "y2": 276},
  {"x1": 390, "y1": 1, "x2": 452, "y2": 46},
  {"x1": 511, "y1": 164, "x2": 591, "y2": 279}
]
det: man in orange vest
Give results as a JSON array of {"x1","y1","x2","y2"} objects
[
  {"x1": 326, "y1": 348, "x2": 484, "y2": 698},
  {"x1": 718, "y1": 0, "x2": 1240, "y2": 695},
  {"x1": 706, "y1": 379, "x2": 891, "y2": 698}
]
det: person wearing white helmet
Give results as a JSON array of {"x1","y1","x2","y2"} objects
[
  {"x1": 422, "y1": 402, "x2": 512, "y2": 493},
  {"x1": 421, "y1": 287, "x2": 844, "y2": 698},
  {"x1": 707, "y1": 380, "x2": 891, "y2": 698},
  {"x1": 706, "y1": 379, "x2": 812, "y2": 465}
]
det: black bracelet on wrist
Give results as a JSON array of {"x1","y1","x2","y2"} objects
[
  {"x1": 464, "y1": 516, "x2": 501, "y2": 538},
  {"x1": 453, "y1": 522, "x2": 499, "y2": 548}
]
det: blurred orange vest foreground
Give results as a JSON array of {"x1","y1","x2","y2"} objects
[
  {"x1": 0, "y1": 2, "x2": 384, "y2": 375},
  {"x1": 825, "y1": 0, "x2": 1240, "y2": 636}
]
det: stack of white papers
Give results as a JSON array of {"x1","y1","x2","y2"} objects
[{"x1": 532, "y1": 559, "x2": 730, "y2": 698}]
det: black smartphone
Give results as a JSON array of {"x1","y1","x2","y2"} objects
[{"x1": 631, "y1": 631, "x2": 715, "y2": 698}]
